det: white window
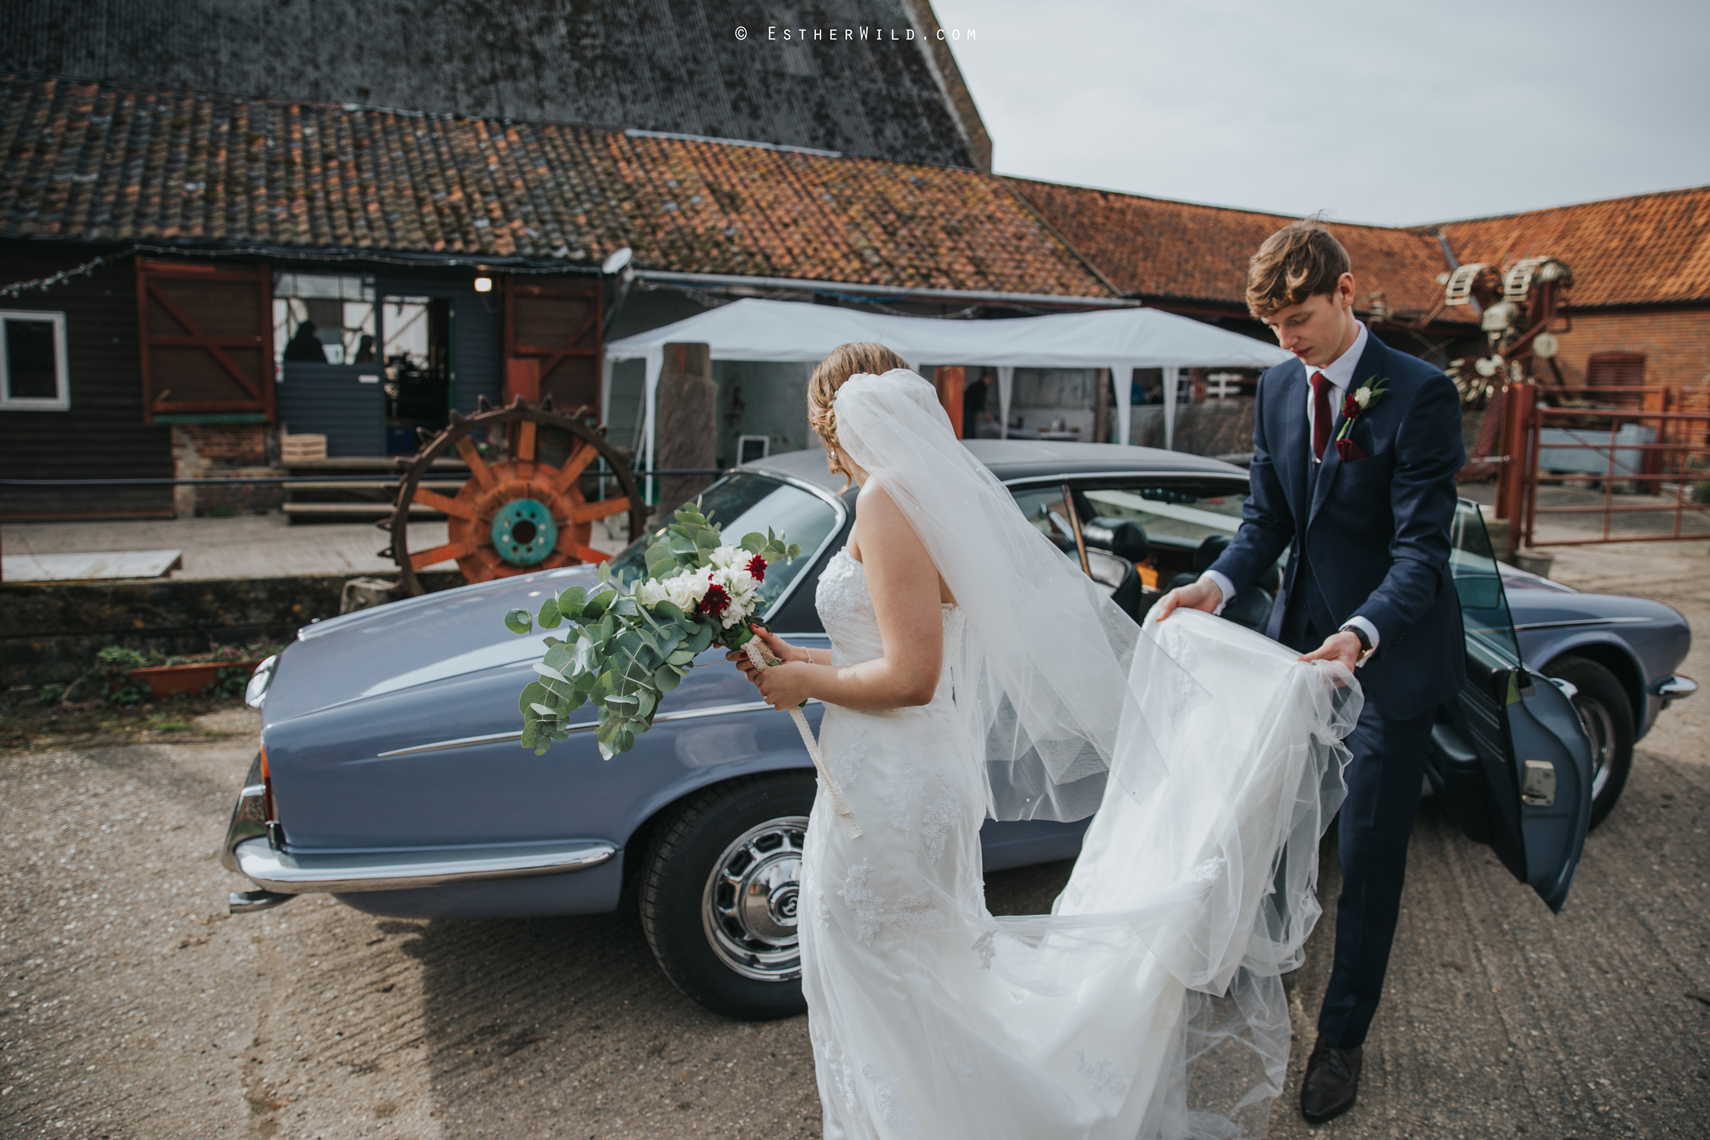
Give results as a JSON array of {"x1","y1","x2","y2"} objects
[{"x1": 0, "y1": 310, "x2": 69, "y2": 410}]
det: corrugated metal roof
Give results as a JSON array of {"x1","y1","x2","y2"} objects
[{"x1": 0, "y1": 75, "x2": 1110, "y2": 299}]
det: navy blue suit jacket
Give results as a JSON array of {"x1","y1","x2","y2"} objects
[{"x1": 1209, "y1": 331, "x2": 1467, "y2": 720}]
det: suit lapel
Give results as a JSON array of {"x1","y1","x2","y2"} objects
[{"x1": 1308, "y1": 332, "x2": 1388, "y2": 526}]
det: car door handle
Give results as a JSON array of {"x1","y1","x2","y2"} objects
[{"x1": 1520, "y1": 759, "x2": 1557, "y2": 807}]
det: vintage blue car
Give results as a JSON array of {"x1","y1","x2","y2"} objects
[{"x1": 222, "y1": 442, "x2": 1692, "y2": 1019}]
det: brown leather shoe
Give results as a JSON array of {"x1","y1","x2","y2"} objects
[{"x1": 1300, "y1": 1037, "x2": 1362, "y2": 1124}]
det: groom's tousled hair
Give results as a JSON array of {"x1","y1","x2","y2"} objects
[
  {"x1": 808, "y1": 342, "x2": 912, "y2": 488},
  {"x1": 1246, "y1": 220, "x2": 1351, "y2": 320}
]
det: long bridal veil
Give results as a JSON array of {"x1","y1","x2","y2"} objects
[{"x1": 832, "y1": 369, "x2": 1361, "y2": 1136}]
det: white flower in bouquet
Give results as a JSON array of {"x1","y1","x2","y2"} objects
[
  {"x1": 663, "y1": 571, "x2": 708, "y2": 612},
  {"x1": 719, "y1": 565, "x2": 759, "y2": 598},
  {"x1": 634, "y1": 578, "x2": 670, "y2": 608},
  {"x1": 708, "y1": 545, "x2": 744, "y2": 571}
]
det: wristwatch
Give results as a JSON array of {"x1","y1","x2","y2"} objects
[{"x1": 1340, "y1": 623, "x2": 1375, "y2": 664}]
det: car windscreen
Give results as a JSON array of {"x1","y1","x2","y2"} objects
[{"x1": 607, "y1": 473, "x2": 842, "y2": 615}]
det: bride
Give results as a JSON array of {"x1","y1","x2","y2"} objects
[{"x1": 728, "y1": 344, "x2": 1359, "y2": 1139}]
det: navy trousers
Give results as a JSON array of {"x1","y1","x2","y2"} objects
[{"x1": 1281, "y1": 574, "x2": 1433, "y2": 1050}]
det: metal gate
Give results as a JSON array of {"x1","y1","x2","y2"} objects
[{"x1": 1496, "y1": 383, "x2": 1710, "y2": 548}]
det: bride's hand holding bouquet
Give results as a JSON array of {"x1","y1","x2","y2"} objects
[{"x1": 727, "y1": 624, "x2": 816, "y2": 711}]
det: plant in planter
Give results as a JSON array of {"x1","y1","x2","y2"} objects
[
  {"x1": 77, "y1": 640, "x2": 287, "y2": 703},
  {"x1": 95, "y1": 647, "x2": 153, "y2": 707}
]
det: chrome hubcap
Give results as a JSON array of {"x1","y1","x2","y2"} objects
[
  {"x1": 702, "y1": 816, "x2": 808, "y2": 982},
  {"x1": 1573, "y1": 695, "x2": 1616, "y2": 800}
]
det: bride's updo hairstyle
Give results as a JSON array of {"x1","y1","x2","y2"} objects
[{"x1": 807, "y1": 342, "x2": 911, "y2": 486}]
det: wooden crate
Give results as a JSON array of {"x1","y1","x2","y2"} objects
[{"x1": 281, "y1": 433, "x2": 328, "y2": 462}]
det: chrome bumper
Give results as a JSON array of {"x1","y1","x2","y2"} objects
[
  {"x1": 1659, "y1": 674, "x2": 1696, "y2": 708},
  {"x1": 220, "y1": 753, "x2": 616, "y2": 909},
  {"x1": 229, "y1": 836, "x2": 617, "y2": 895}
]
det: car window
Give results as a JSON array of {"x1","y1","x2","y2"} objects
[
  {"x1": 1011, "y1": 486, "x2": 1078, "y2": 543},
  {"x1": 1081, "y1": 486, "x2": 1246, "y2": 545},
  {"x1": 608, "y1": 473, "x2": 842, "y2": 614},
  {"x1": 1448, "y1": 501, "x2": 1522, "y2": 667},
  {"x1": 1006, "y1": 479, "x2": 1251, "y2": 601}
]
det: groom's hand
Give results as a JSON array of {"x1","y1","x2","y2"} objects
[
  {"x1": 1299, "y1": 630, "x2": 1363, "y2": 671},
  {"x1": 1154, "y1": 577, "x2": 1222, "y2": 621}
]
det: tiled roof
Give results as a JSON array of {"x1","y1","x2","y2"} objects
[
  {"x1": 1009, "y1": 177, "x2": 1473, "y2": 324},
  {"x1": 1434, "y1": 187, "x2": 1710, "y2": 308},
  {"x1": 0, "y1": 76, "x2": 1110, "y2": 299},
  {"x1": 0, "y1": 0, "x2": 991, "y2": 170}
]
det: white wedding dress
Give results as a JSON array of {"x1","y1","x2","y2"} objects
[{"x1": 795, "y1": 370, "x2": 1357, "y2": 1140}]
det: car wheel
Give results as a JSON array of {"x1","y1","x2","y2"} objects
[
  {"x1": 1544, "y1": 657, "x2": 1634, "y2": 830},
  {"x1": 640, "y1": 773, "x2": 814, "y2": 1020}
]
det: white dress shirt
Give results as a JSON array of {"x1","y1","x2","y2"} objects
[{"x1": 1199, "y1": 322, "x2": 1380, "y2": 659}]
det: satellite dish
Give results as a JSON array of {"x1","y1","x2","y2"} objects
[
  {"x1": 1474, "y1": 356, "x2": 1500, "y2": 378},
  {"x1": 601, "y1": 247, "x2": 633, "y2": 275},
  {"x1": 1534, "y1": 332, "x2": 1559, "y2": 359}
]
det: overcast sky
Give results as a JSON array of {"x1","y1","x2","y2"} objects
[{"x1": 930, "y1": 0, "x2": 1710, "y2": 226}]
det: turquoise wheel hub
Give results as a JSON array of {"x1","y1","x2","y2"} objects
[{"x1": 490, "y1": 498, "x2": 558, "y2": 566}]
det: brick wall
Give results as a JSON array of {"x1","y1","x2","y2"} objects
[
  {"x1": 1549, "y1": 306, "x2": 1710, "y2": 388},
  {"x1": 170, "y1": 423, "x2": 284, "y2": 516}
]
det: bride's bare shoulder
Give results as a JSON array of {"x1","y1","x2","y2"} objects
[{"x1": 853, "y1": 478, "x2": 911, "y2": 539}]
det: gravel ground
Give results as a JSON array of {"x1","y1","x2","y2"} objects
[{"x1": 2, "y1": 542, "x2": 1705, "y2": 1139}]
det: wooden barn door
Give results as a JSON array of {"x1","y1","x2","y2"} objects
[
  {"x1": 136, "y1": 259, "x2": 274, "y2": 422},
  {"x1": 502, "y1": 278, "x2": 602, "y2": 416}
]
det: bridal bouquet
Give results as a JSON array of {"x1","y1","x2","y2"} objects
[{"x1": 503, "y1": 501, "x2": 800, "y2": 757}]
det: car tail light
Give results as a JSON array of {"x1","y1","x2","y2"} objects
[{"x1": 260, "y1": 745, "x2": 284, "y2": 846}]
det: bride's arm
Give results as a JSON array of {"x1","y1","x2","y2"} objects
[{"x1": 744, "y1": 480, "x2": 945, "y2": 712}]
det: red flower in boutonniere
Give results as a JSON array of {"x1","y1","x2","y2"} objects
[{"x1": 1334, "y1": 377, "x2": 1388, "y2": 461}]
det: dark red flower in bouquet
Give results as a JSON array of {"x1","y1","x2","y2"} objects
[
  {"x1": 745, "y1": 553, "x2": 767, "y2": 582},
  {"x1": 698, "y1": 582, "x2": 731, "y2": 619},
  {"x1": 1341, "y1": 392, "x2": 1362, "y2": 420}
]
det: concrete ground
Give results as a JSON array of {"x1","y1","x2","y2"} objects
[
  {"x1": 0, "y1": 514, "x2": 633, "y2": 582},
  {"x1": 1, "y1": 541, "x2": 1705, "y2": 1138}
]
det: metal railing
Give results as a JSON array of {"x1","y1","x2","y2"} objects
[{"x1": 1501, "y1": 384, "x2": 1710, "y2": 547}]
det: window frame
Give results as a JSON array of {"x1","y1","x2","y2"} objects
[{"x1": 0, "y1": 309, "x2": 70, "y2": 411}]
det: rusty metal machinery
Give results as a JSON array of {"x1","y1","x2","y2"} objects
[
  {"x1": 382, "y1": 396, "x2": 649, "y2": 596},
  {"x1": 1443, "y1": 257, "x2": 1574, "y2": 474}
]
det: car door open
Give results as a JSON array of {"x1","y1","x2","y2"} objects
[{"x1": 1426, "y1": 501, "x2": 1594, "y2": 913}]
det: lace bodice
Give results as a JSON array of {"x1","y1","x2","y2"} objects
[{"x1": 814, "y1": 548, "x2": 963, "y2": 695}]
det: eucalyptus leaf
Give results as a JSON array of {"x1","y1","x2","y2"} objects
[
  {"x1": 537, "y1": 597, "x2": 562, "y2": 628},
  {"x1": 504, "y1": 609, "x2": 533, "y2": 635},
  {"x1": 556, "y1": 585, "x2": 587, "y2": 618},
  {"x1": 655, "y1": 665, "x2": 682, "y2": 692},
  {"x1": 517, "y1": 680, "x2": 549, "y2": 715}
]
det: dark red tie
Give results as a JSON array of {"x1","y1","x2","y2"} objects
[{"x1": 1311, "y1": 371, "x2": 1332, "y2": 461}]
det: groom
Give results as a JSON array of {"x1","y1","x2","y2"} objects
[{"x1": 1157, "y1": 221, "x2": 1465, "y2": 1124}]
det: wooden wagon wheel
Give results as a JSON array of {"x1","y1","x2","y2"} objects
[{"x1": 383, "y1": 396, "x2": 650, "y2": 596}]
